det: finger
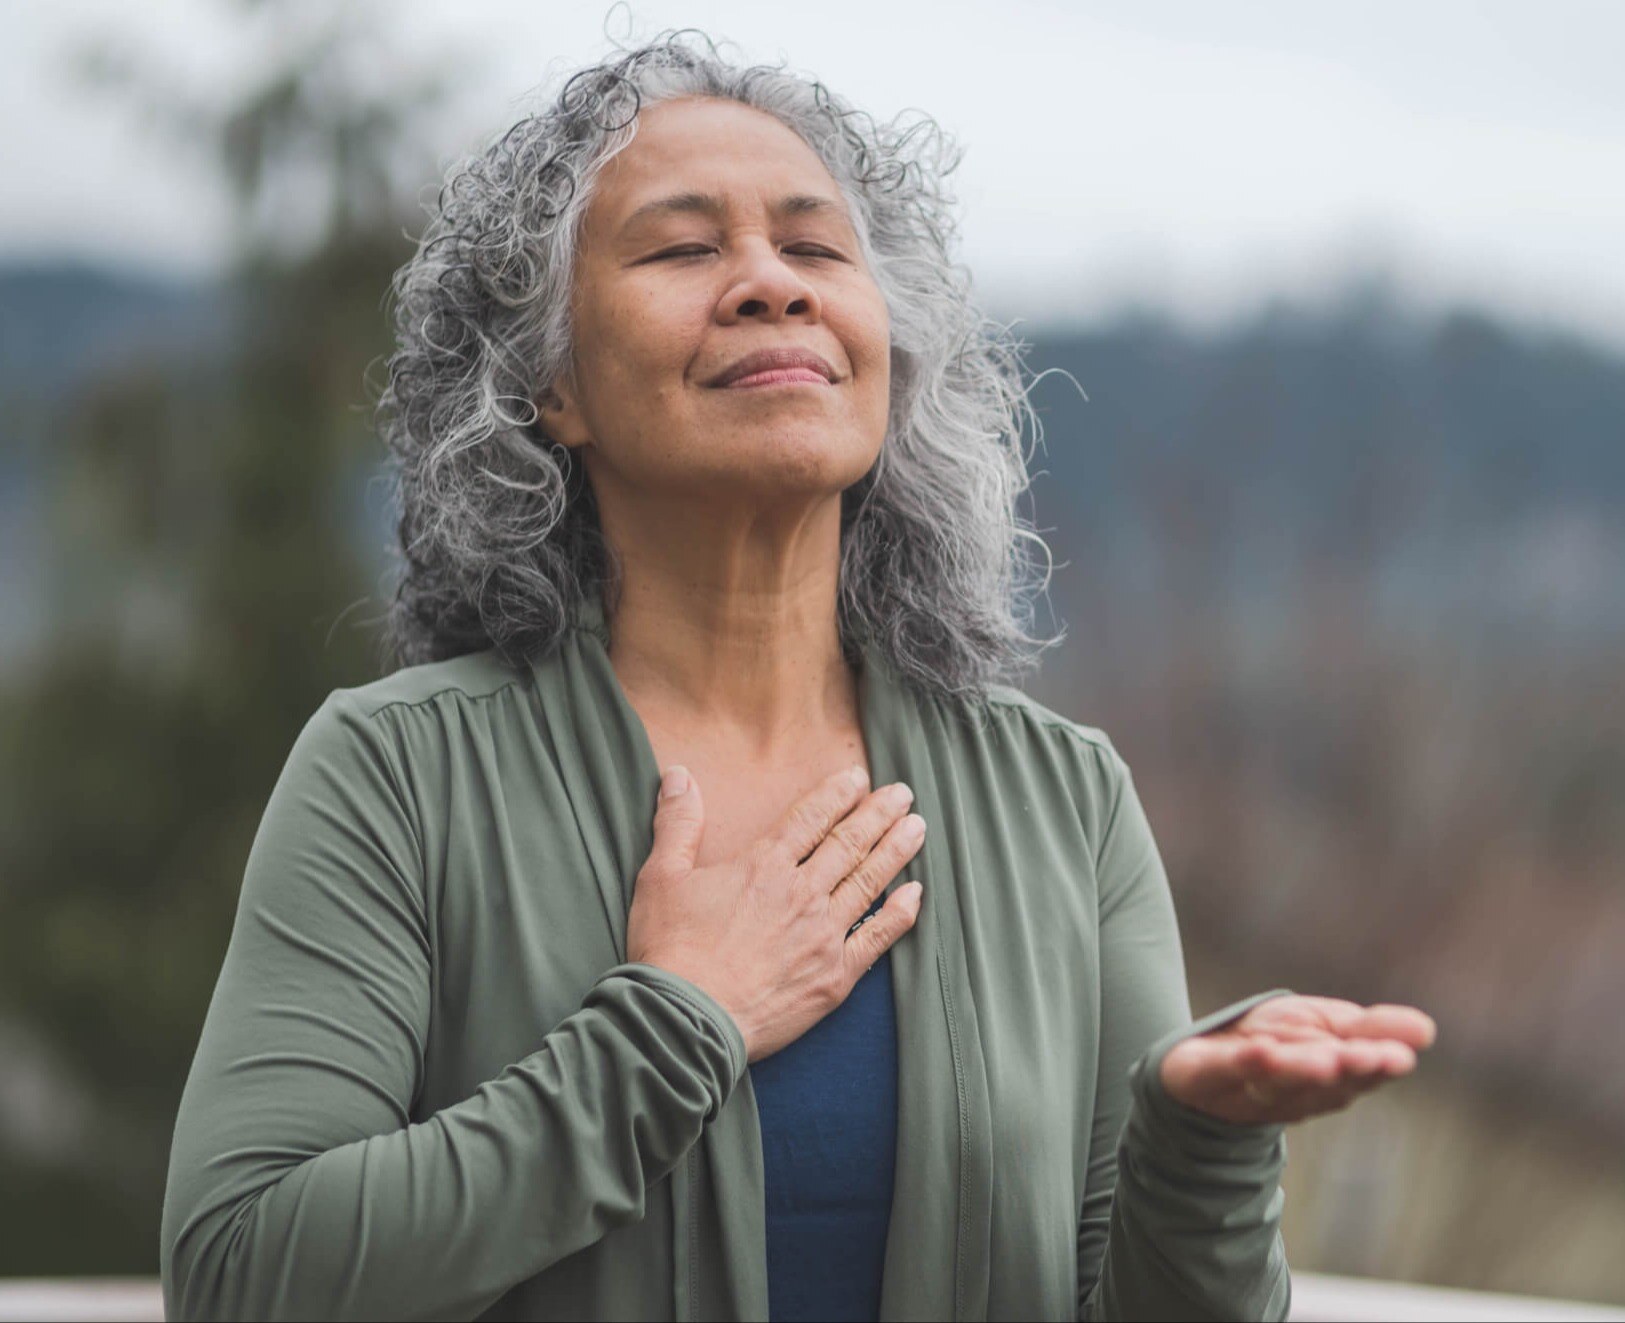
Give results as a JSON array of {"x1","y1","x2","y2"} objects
[
  {"x1": 841, "y1": 882, "x2": 923, "y2": 986},
  {"x1": 1180, "y1": 1030, "x2": 1410, "y2": 1087},
  {"x1": 1250, "y1": 1037, "x2": 1420, "y2": 1101},
  {"x1": 641, "y1": 766, "x2": 705, "y2": 883},
  {"x1": 1360, "y1": 1004, "x2": 1437, "y2": 1050},
  {"x1": 1332, "y1": 1037, "x2": 1393, "y2": 1075},
  {"x1": 1307, "y1": 999, "x2": 1438, "y2": 1050},
  {"x1": 1164, "y1": 1037, "x2": 1385, "y2": 1123},
  {"x1": 1238, "y1": 1031, "x2": 1413, "y2": 1114},
  {"x1": 829, "y1": 811, "x2": 926, "y2": 929},
  {"x1": 801, "y1": 780, "x2": 915, "y2": 891},
  {"x1": 1244, "y1": 1038, "x2": 1347, "y2": 1089},
  {"x1": 768, "y1": 765, "x2": 871, "y2": 866},
  {"x1": 1336, "y1": 1038, "x2": 1417, "y2": 1077}
]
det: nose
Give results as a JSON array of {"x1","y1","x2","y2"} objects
[{"x1": 716, "y1": 239, "x2": 822, "y2": 325}]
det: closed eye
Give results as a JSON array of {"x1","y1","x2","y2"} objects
[
  {"x1": 649, "y1": 245, "x2": 717, "y2": 260},
  {"x1": 646, "y1": 245, "x2": 845, "y2": 262}
]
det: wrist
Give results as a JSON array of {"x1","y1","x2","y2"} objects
[
  {"x1": 626, "y1": 953, "x2": 754, "y2": 1060},
  {"x1": 1132, "y1": 990, "x2": 1297, "y2": 1153}
]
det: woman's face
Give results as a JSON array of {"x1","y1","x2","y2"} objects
[{"x1": 542, "y1": 96, "x2": 892, "y2": 506}]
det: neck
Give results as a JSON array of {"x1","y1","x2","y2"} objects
[{"x1": 597, "y1": 493, "x2": 858, "y2": 762}]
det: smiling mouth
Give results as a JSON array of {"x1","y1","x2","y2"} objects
[
  {"x1": 705, "y1": 345, "x2": 839, "y2": 388},
  {"x1": 719, "y1": 367, "x2": 833, "y2": 388}
]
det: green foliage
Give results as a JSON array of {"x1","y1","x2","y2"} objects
[{"x1": 0, "y1": 11, "x2": 436, "y2": 1274}]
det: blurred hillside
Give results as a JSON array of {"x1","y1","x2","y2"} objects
[{"x1": 1026, "y1": 298, "x2": 1625, "y2": 649}]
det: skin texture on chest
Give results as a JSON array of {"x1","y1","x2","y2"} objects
[{"x1": 638, "y1": 725, "x2": 872, "y2": 871}]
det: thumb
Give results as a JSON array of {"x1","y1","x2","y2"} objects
[{"x1": 647, "y1": 765, "x2": 704, "y2": 878}]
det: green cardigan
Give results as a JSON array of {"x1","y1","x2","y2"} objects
[{"x1": 161, "y1": 590, "x2": 1293, "y2": 1321}]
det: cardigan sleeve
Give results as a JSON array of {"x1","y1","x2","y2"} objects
[
  {"x1": 1076, "y1": 740, "x2": 1293, "y2": 1322},
  {"x1": 159, "y1": 691, "x2": 747, "y2": 1323}
]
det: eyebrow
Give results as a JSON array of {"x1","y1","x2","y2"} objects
[{"x1": 617, "y1": 190, "x2": 848, "y2": 235}]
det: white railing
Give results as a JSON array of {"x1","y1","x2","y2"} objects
[
  {"x1": 1, "y1": 1273, "x2": 1621, "y2": 1321},
  {"x1": 1291, "y1": 1272, "x2": 1625, "y2": 1321},
  {"x1": 0, "y1": 1279, "x2": 160, "y2": 1322}
]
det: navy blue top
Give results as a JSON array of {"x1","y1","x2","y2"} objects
[{"x1": 747, "y1": 909, "x2": 899, "y2": 1323}]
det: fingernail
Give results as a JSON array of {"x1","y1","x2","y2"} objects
[
  {"x1": 902, "y1": 881, "x2": 923, "y2": 912},
  {"x1": 660, "y1": 765, "x2": 690, "y2": 799}
]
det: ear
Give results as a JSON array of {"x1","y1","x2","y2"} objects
[{"x1": 535, "y1": 374, "x2": 592, "y2": 451}]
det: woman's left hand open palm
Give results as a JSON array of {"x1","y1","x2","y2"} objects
[{"x1": 1160, "y1": 995, "x2": 1438, "y2": 1125}]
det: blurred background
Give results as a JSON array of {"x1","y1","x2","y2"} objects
[{"x1": 2, "y1": 0, "x2": 1623, "y2": 1311}]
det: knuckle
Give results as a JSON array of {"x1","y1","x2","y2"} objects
[
  {"x1": 637, "y1": 860, "x2": 673, "y2": 887},
  {"x1": 782, "y1": 803, "x2": 812, "y2": 840},
  {"x1": 844, "y1": 856, "x2": 880, "y2": 901},
  {"x1": 825, "y1": 819, "x2": 863, "y2": 868},
  {"x1": 789, "y1": 800, "x2": 829, "y2": 843}
]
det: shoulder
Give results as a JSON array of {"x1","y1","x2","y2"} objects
[
  {"x1": 980, "y1": 683, "x2": 1133, "y2": 808},
  {"x1": 280, "y1": 651, "x2": 537, "y2": 831},
  {"x1": 935, "y1": 679, "x2": 1129, "y2": 784},
  {"x1": 958, "y1": 688, "x2": 1167, "y2": 898},
  {"x1": 917, "y1": 679, "x2": 1135, "y2": 840},
  {"x1": 286, "y1": 650, "x2": 534, "y2": 789},
  {"x1": 328, "y1": 649, "x2": 532, "y2": 723},
  {"x1": 977, "y1": 682, "x2": 1121, "y2": 760}
]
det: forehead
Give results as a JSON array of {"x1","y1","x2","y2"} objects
[{"x1": 589, "y1": 97, "x2": 851, "y2": 229}]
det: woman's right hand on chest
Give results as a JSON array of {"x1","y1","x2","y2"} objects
[{"x1": 627, "y1": 764, "x2": 926, "y2": 1062}]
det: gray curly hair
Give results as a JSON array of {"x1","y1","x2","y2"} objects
[{"x1": 377, "y1": 28, "x2": 1062, "y2": 702}]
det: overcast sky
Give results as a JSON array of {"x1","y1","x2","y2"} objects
[{"x1": 6, "y1": 0, "x2": 1625, "y2": 346}]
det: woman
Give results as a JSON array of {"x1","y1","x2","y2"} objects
[{"x1": 160, "y1": 32, "x2": 1435, "y2": 1323}]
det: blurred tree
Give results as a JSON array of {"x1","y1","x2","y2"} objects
[{"x1": 0, "y1": 2, "x2": 453, "y2": 1273}]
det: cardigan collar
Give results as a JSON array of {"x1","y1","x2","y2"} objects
[{"x1": 534, "y1": 585, "x2": 993, "y2": 1321}]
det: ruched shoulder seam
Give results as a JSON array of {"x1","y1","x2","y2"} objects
[
  {"x1": 344, "y1": 676, "x2": 530, "y2": 724},
  {"x1": 978, "y1": 689, "x2": 1119, "y2": 756}
]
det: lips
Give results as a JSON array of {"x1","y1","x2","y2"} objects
[{"x1": 707, "y1": 347, "x2": 836, "y2": 388}]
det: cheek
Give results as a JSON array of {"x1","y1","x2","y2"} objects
[
  {"x1": 851, "y1": 298, "x2": 892, "y2": 421},
  {"x1": 850, "y1": 279, "x2": 891, "y2": 365},
  {"x1": 576, "y1": 288, "x2": 706, "y2": 421},
  {"x1": 596, "y1": 288, "x2": 696, "y2": 374}
]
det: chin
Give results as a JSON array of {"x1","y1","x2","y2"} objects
[{"x1": 711, "y1": 427, "x2": 878, "y2": 493}]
